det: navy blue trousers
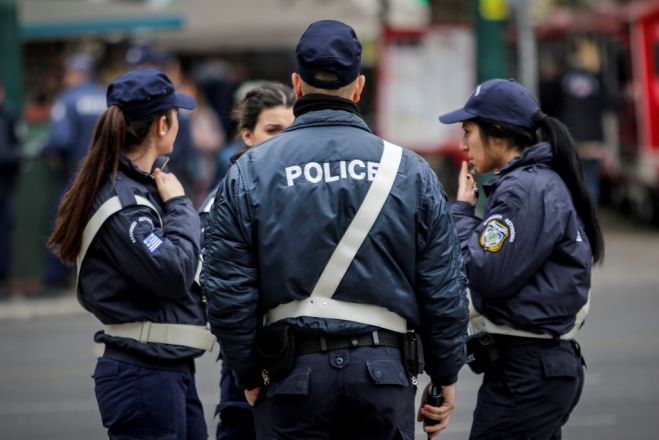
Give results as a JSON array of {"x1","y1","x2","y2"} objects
[
  {"x1": 92, "y1": 357, "x2": 207, "y2": 440},
  {"x1": 253, "y1": 346, "x2": 415, "y2": 440},
  {"x1": 470, "y1": 339, "x2": 585, "y2": 440}
]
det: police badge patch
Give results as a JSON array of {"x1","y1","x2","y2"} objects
[{"x1": 480, "y1": 220, "x2": 510, "y2": 252}]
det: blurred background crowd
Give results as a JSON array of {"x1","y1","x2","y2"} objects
[{"x1": 1, "y1": 0, "x2": 658, "y2": 299}]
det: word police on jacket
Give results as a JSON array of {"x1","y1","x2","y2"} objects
[{"x1": 285, "y1": 160, "x2": 380, "y2": 186}]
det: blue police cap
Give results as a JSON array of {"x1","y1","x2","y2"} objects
[
  {"x1": 296, "y1": 20, "x2": 362, "y2": 89},
  {"x1": 439, "y1": 79, "x2": 541, "y2": 129},
  {"x1": 106, "y1": 68, "x2": 196, "y2": 121}
]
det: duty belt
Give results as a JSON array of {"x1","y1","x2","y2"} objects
[{"x1": 294, "y1": 330, "x2": 402, "y2": 355}]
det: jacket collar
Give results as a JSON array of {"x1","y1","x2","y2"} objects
[
  {"x1": 484, "y1": 142, "x2": 553, "y2": 195},
  {"x1": 293, "y1": 94, "x2": 360, "y2": 117},
  {"x1": 118, "y1": 155, "x2": 154, "y2": 184},
  {"x1": 287, "y1": 94, "x2": 372, "y2": 134}
]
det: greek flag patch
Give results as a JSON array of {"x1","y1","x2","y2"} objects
[{"x1": 143, "y1": 232, "x2": 163, "y2": 254}]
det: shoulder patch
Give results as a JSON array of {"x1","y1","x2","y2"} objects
[
  {"x1": 480, "y1": 219, "x2": 510, "y2": 252},
  {"x1": 128, "y1": 216, "x2": 155, "y2": 243}
]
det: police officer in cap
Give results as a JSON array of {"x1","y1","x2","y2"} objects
[
  {"x1": 440, "y1": 78, "x2": 604, "y2": 438},
  {"x1": 201, "y1": 20, "x2": 468, "y2": 439},
  {"x1": 48, "y1": 69, "x2": 213, "y2": 439}
]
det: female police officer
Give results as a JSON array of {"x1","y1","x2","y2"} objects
[
  {"x1": 48, "y1": 69, "x2": 213, "y2": 439},
  {"x1": 200, "y1": 81, "x2": 295, "y2": 440},
  {"x1": 437, "y1": 78, "x2": 604, "y2": 439}
]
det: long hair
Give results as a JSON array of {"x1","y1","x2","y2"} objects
[
  {"x1": 475, "y1": 115, "x2": 604, "y2": 264},
  {"x1": 47, "y1": 106, "x2": 171, "y2": 263}
]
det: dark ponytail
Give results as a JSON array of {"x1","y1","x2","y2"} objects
[
  {"x1": 48, "y1": 106, "x2": 171, "y2": 263},
  {"x1": 534, "y1": 112, "x2": 605, "y2": 264}
]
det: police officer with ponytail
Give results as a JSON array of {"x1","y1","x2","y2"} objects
[
  {"x1": 438, "y1": 78, "x2": 605, "y2": 439},
  {"x1": 48, "y1": 69, "x2": 213, "y2": 440}
]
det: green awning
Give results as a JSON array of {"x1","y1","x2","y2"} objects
[{"x1": 22, "y1": 15, "x2": 183, "y2": 39}]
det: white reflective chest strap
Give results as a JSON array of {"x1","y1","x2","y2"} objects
[
  {"x1": 264, "y1": 140, "x2": 407, "y2": 333},
  {"x1": 75, "y1": 195, "x2": 161, "y2": 310},
  {"x1": 194, "y1": 257, "x2": 203, "y2": 285},
  {"x1": 105, "y1": 321, "x2": 215, "y2": 351},
  {"x1": 194, "y1": 195, "x2": 216, "y2": 285},
  {"x1": 467, "y1": 288, "x2": 590, "y2": 340}
]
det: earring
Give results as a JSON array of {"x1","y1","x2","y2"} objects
[{"x1": 160, "y1": 131, "x2": 167, "y2": 136}]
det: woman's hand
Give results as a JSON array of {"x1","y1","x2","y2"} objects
[
  {"x1": 152, "y1": 168, "x2": 185, "y2": 202},
  {"x1": 457, "y1": 161, "x2": 478, "y2": 206}
]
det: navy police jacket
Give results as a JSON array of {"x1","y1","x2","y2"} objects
[
  {"x1": 201, "y1": 95, "x2": 468, "y2": 389},
  {"x1": 42, "y1": 82, "x2": 106, "y2": 170},
  {"x1": 449, "y1": 142, "x2": 592, "y2": 336},
  {"x1": 79, "y1": 156, "x2": 206, "y2": 361}
]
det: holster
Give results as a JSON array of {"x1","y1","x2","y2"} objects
[
  {"x1": 254, "y1": 325, "x2": 296, "y2": 383},
  {"x1": 466, "y1": 333, "x2": 500, "y2": 374},
  {"x1": 403, "y1": 330, "x2": 425, "y2": 378}
]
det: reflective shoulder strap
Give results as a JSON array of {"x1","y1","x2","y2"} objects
[
  {"x1": 76, "y1": 194, "x2": 160, "y2": 311},
  {"x1": 467, "y1": 288, "x2": 590, "y2": 340},
  {"x1": 265, "y1": 140, "x2": 407, "y2": 333}
]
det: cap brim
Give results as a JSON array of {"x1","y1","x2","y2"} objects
[
  {"x1": 438, "y1": 108, "x2": 474, "y2": 124},
  {"x1": 173, "y1": 92, "x2": 197, "y2": 110}
]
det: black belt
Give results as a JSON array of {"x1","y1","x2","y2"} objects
[
  {"x1": 493, "y1": 334, "x2": 562, "y2": 347},
  {"x1": 294, "y1": 330, "x2": 402, "y2": 355}
]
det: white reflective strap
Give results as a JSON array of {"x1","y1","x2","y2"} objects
[
  {"x1": 77, "y1": 196, "x2": 123, "y2": 277},
  {"x1": 311, "y1": 141, "x2": 402, "y2": 299},
  {"x1": 201, "y1": 195, "x2": 215, "y2": 213},
  {"x1": 264, "y1": 297, "x2": 407, "y2": 333},
  {"x1": 134, "y1": 195, "x2": 162, "y2": 225},
  {"x1": 194, "y1": 256, "x2": 203, "y2": 285},
  {"x1": 264, "y1": 141, "x2": 407, "y2": 331},
  {"x1": 76, "y1": 194, "x2": 162, "y2": 310},
  {"x1": 467, "y1": 288, "x2": 590, "y2": 340},
  {"x1": 561, "y1": 289, "x2": 590, "y2": 340},
  {"x1": 105, "y1": 322, "x2": 216, "y2": 351}
]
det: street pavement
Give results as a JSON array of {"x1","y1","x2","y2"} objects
[{"x1": 0, "y1": 207, "x2": 658, "y2": 439}]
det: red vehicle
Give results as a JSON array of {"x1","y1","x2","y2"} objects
[{"x1": 537, "y1": 1, "x2": 659, "y2": 224}]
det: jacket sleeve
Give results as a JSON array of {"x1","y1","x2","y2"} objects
[
  {"x1": 459, "y1": 182, "x2": 564, "y2": 299},
  {"x1": 448, "y1": 200, "x2": 482, "y2": 255},
  {"x1": 200, "y1": 164, "x2": 261, "y2": 389},
  {"x1": 415, "y1": 167, "x2": 469, "y2": 386},
  {"x1": 99, "y1": 196, "x2": 201, "y2": 299}
]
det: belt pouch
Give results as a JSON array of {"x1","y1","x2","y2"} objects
[
  {"x1": 254, "y1": 325, "x2": 295, "y2": 381},
  {"x1": 403, "y1": 331, "x2": 425, "y2": 376},
  {"x1": 466, "y1": 333, "x2": 500, "y2": 374}
]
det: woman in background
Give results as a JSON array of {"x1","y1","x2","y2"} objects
[{"x1": 199, "y1": 81, "x2": 295, "y2": 440}]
